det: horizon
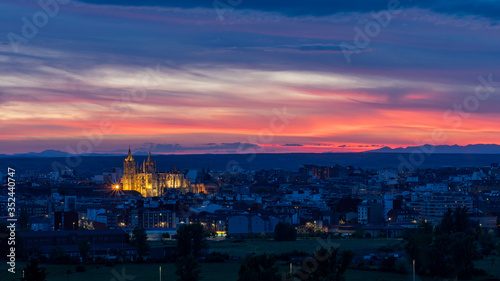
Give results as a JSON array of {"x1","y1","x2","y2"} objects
[
  {"x1": 1, "y1": 1, "x2": 500, "y2": 155},
  {"x1": 4, "y1": 142, "x2": 500, "y2": 157}
]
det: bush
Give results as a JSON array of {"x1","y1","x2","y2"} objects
[
  {"x1": 356, "y1": 260, "x2": 368, "y2": 270},
  {"x1": 381, "y1": 256, "x2": 396, "y2": 272},
  {"x1": 472, "y1": 268, "x2": 487, "y2": 276},
  {"x1": 75, "y1": 266, "x2": 86, "y2": 272},
  {"x1": 276, "y1": 250, "x2": 309, "y2": 261},
  {"x1": 274, "y1": 222, "x2": 297, "y2": 241},
  {"x1": 205, "y1": 251, "x2": 230, "y2": 263}
]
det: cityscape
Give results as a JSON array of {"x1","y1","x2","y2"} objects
[{"x1": 2, "y1": 0, "x2": 500, "y2": 281}]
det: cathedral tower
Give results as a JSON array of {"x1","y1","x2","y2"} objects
[
  {"x1": 121, "y1": 147, "x2": 136, "y2": 191},
  {"x1": 143, "y1": 150, "x2": 156, "y2": 173}
]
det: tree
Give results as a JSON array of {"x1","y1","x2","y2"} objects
[
  {"x1": 176, "y1": 224, "x2": 208, "y2": 258},
  {"x1": 161, "y1": 233, "x2": 170, "y2": 244},
  {"x1": 78, "y1": 239, "x2": 91, "y2": 262},
  {"x1": 298, "y1": 247, "x2": 353, "y2": 281},
  {"x1": 437, "y1": 207, "x2": 471, "y2": 235},
  {"x1": 21, "y1": 258, "x2": 48, "y2": 281},
  {"x1": 130, "y1": 227, "x2": 150, "y2": 262},
  {"x1": 452, "y1": 207, "x2": 471, "y2": 234},
  {"x1": 450, "y1": 233, "x2": 477, "y2": 279},
  {"x1": 478, "y1": 231, "x2": 495, "y2": 256},
  {"x1": 175, "y1": 255, "x2": 201, "y2": 281},
  {"x1": 273, "y1": 222, "x2": 297, "y2": 241},
  {"x1": 427, "y1": 234, "x2": 452, "y2": 277},
  {"x1": 404, "y1": 208, "x2": 478, "y2": 279},
  {"x1": 404, "y1": 231, "x2": 432, "y2": 275},
  {"x1": 237, "y1": 253, "x2": 280, "y2": 281}
]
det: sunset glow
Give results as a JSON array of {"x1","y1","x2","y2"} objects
[{"x1": 1, "y1": 1, "x2": 499, "y2": 155}]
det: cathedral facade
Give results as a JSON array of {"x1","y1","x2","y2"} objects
[{"x1": 121, "y1": 148, "x2": 203, "y2": 197}]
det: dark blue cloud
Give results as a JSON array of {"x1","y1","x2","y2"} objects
[
  {"x1": 139, "y1": 142, "x2": 260, "y2": 152},
  {"x1": 76, "y1": 0, "x2": 500, "y2": 19}
]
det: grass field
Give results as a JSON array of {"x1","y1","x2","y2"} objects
[
  {"x1": 1, "y1": 238, "x2": 499, "y2": 281},
  {"x1": 206, "y1": 237, "x2": 402, "y2": 257},
  {"x1": 3, "y1": 262, "x2": 499, "y2": 281}
]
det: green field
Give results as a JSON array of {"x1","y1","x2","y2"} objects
[
  {"x1": 3, "y1": 261, "x2": 499, "y2": 281},
  {"x1": 1, "y1": 238, "x2": 499, "y2": 281},
  {"x1": 156, "y1": 237, "x2": 403, "y2": 257}
]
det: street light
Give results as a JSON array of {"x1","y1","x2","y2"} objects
[{"x1": 413, "y1": 259, "x2": 415, "y2": 281}]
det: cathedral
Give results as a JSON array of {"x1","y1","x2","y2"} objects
[{"x1": 120, "y1": 148, "x2": 204, "y2": 197}]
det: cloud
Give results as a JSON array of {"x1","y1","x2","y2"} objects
[
  {"x1": 138, "y1": 142, "x2": 261, "y2": 153},
  {"x1": 2, "y1": 1, "x2": 500, "y2": 154},
  {"x1": 218, "y1": 44, "x2": 370, "y2": 54},
  {"x1": 282, "y1": 143, "x2": 303, "y2": 146},
  {"x1": 76, "y1": 0, "x2": 500, "y2": 20}
]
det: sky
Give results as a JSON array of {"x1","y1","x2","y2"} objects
[{"x1": 1, "y1": 0, "x2": 500, "y2": 155}]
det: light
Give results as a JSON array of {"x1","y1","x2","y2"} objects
[{"x1": 115, "y1": 185, "x2": 120, "y2": 189}]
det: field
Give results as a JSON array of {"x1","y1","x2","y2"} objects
[{"x1": 1, "y1": 238, "x2": 499, "y2": 281}]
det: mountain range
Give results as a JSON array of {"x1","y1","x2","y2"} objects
[
  {"x1": 368, "y1": 144, "x2": 500, "y2": 154},
  {"x1": 2, "y1": 144, "x2": 500, "y2": 158}
]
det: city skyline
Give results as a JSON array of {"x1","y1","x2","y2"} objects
[{"x1": 1, "y1": 0, "x2": 500, "y2": 154}]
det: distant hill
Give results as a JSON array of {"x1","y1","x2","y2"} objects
[
  {"x1": 0, "y1": 150, "x2": 123, "y2": 158},
  {"x1": 368, "y1": 144, "x2": 500, "y2": 154},
  {"x1": 1, "y1": 152, "x2": 500, "y2": 177},
  {"x1": 2, "y1": 144, "x2": 500, "y2": 158}
]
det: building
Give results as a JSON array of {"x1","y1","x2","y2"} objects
[
  {"x1": 121, "y1": 148, "x2": 204, "y2": 197},
  {"x1": 20, "y1": 229, "x2": 134, "y2": 259},
  {"x1": 387, "y1": 209, "x2": 419, "y2": 224},
  {"x1": 64, "y1": 196, "x2": 77, "y2": 212},
  {"x1": 358, "y1": 200, "x2": 384, "y2": 224},
  {"x1": 142, "y1": 210, "x2": 176, "y2": 228},
  {"x1": 55, "y1": 211, "x2": 79, "y2": 231},
  {"x1": 30, "y1": 217, "x2": 53, "y2": 231},
  {"x1": 227, "y1": 215, "x2": 279, "y2": 235},
  {"x1": 18, "y1": 204, "x2": 49, "y2": 218},
  {"x1": 409, "y1": 194, "x2": 473, "y2": 223},
  {"x1": 358, "y1": 202, "x2": 369, "y2": 224}
]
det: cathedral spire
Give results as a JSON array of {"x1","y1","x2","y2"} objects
[
  {"x1": 147, "y1": 149, "x2": 152, "y2": 162},
  {"x1": 126, "y1": 146, "x2": 134, "y2": 161}
]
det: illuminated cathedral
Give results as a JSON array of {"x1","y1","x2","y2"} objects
[{"x1": 120, "y1": 148, "x2": 204, "y2": 197}]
